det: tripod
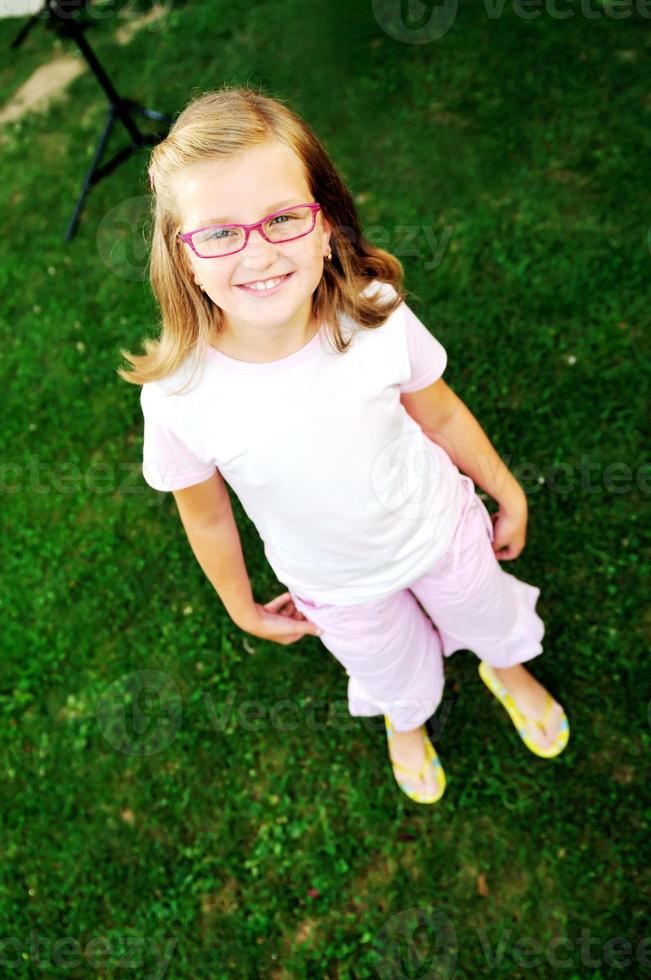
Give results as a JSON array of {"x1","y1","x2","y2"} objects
[{"x1": 10, "y1": 0, "x2": 173, "y2": 241}]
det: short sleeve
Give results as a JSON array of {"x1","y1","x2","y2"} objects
[
  {"x1": 398, "y1": 303, "x2": 448, "y2": 393},
  {"x1": 140, "y1": 386, "x2": 216, "y2": 492}
]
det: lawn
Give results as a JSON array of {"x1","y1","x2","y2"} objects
[{"x1": 0, "y1": 0, "x2": 649, "y2": 976}]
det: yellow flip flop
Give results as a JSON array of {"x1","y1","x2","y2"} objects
[
  {"x1": 478, "y1": 661, "x2": 570, "y2": 758},
  {"x1": 384, "y1": 715, "x2": 446, "y2": 804}
]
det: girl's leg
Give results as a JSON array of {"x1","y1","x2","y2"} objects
[
  {"x1": 407, "y1": 482, "x2": 565, "y2": 750},
  {"x1": 290, "y1": 588, "x2": 447, "y2": 795},
  {"x1": 486, "y1": 664, "x2": 566, "y2": 752},
  {"x1": 409, "y1": 481, "x2": 545, "y2": 667},
  {"x1": 290, "y1": 587, "x2": 446, "y2": 732}
]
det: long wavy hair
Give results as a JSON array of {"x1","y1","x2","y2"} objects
[{"x1": 117, "y1": 85, "x2": 409, "y2": 394}]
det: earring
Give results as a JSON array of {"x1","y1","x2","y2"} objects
[{"x1": 326, "y1": 247, "x2": 332, "y2": 260}]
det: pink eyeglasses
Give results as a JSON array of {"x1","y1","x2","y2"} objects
[{"x1": 177, "y1": 202, "x2": 322, "y2": 259}]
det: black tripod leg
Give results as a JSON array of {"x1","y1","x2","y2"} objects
[
  {"x1": 141, "y1": 109, "x2": 174, "y2": 126},
  {"x1": 10, "y1": 11, "x2": 43, "y2": 50},
  {"x1": 65, "y1": 103, "x2": 117, "y2": 242},
  {"x1": 127, "y1": 103, "x2": 174, "y2": 127}
]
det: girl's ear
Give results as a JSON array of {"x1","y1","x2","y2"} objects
[
  {"x1": 322, "y1": 217, "x2": 332, "y2": 256},
  {"x1": 177, "y1": 236, "x2": 202, "y2": 288},
  {"x1": 181, "y1": 250, "x2": 203, "y2": 290}
]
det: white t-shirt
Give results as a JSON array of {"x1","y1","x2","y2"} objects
[{"x1": 140, "y1": 280, "x2": 465, "y2": 605}]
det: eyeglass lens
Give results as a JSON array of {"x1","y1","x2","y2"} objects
[{"x1": 192, "y1": 205, "x2": 316, "y2": 257}]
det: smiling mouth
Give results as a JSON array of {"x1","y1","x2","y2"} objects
[{"x1": 236, "y1": 272, "x2": 294, "y2": 293}]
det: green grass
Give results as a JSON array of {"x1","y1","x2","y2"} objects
[{"x1": 0, "y1": 0, "x2": 649, "y2": 976}]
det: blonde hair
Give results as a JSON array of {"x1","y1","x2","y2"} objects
[{"x1": 116, "y1": 84, "x2": 409, "y2": 394}]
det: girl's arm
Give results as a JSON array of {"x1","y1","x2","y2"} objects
[
  {"x1": 173, "y1": 473, "x2": 258, "y2": 628},
  {"x1": 401, "y1": 378, "x2": 525, "y2": 507},
  {"x1": 400, "y1": 378, "x2": 528, "y2": 559},
  {"x1": 172, "y1": 473, "x2": 322, "y2": 642}
]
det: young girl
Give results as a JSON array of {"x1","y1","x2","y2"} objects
[{"x1": 119, "y1": 85, "x2": 569, "y2": 806}]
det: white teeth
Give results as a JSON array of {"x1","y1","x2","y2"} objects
[{"x1": 242, "y1": 275, "x2": 286, "y2": 291}]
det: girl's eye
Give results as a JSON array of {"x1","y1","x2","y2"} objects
[
  {"x1": 269, "y1": 212, "x2": 297, "y2": 226},
  {"x1": 208, "y1": 228, "x2": 235, "y2": 240}
]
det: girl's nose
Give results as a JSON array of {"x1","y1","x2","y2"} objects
[{"x1": 243, "y1": 226, "x2": 276, "y2": 256}]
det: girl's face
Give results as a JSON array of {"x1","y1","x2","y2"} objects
[{"x1": 175, "y1": 141, "x2": 331, "y2": 336}]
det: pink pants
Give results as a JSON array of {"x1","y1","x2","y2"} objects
[{"x1": 290, "y1": 475, "x2": 545, "y2": 732}]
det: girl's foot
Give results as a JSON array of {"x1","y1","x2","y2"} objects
[
  {"x1": 388, "y1": 724, "x2": 443, "y2": 797},
  {"x1": 490, "y1": 664, "x2": 565, "y2": 752}
]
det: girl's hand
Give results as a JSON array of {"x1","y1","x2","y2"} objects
[
  {"x1": 490, "y1": 491, "x2": 528, "y2": 561},
  {"x1": 238, "y1": 592, "x2": 323, "y2": 645}
]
